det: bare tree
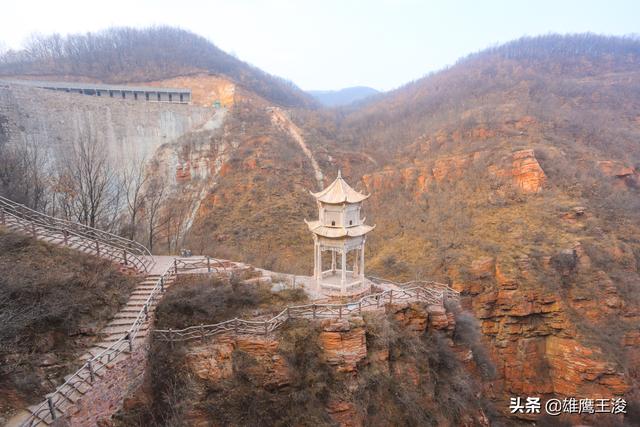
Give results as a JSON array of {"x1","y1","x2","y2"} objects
[
  {"x1": 63, "y1": 130, "x2": 121, "y2": 229},
  {"x1": 162, "y1": 195, "x2": 196, "y2": 253},
  {"x1": 145, "y1": 177, "x2": 166, "y2": 253},
  {"x1": 122, "y1": 155, "x2": 148, "y2": 240},
  {"x1": 0, "y1": 136, "x2": 50, "y2": 211}
]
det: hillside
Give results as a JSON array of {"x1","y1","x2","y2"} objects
[
  {"x1": 0, "y1": 229, "x2": 136, "y2": 423},
  {"x1": 0, "y1": 27, "x2": 316, "y2": 109},
  {"x1": 309, "y1": 86, "x2": 380, "y2": 107},
  {"x1": 182, "y1": 34, "x2": 640, "y2": 424}
]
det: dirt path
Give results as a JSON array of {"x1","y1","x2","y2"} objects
[{"x1": 270, "y1": 107, "x2": 324, "y2": 189}]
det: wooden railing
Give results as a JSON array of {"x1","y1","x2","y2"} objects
[
  {"x1": 173, "y1": 256, "x2": 231, "y2": 274},
  {"x1": 0, "y1": 195, "x2": 153, "y2": 273},
  {"x1": 20, "y1": 262, "x2": 177, "y2": 426},
  {"x1": 155, "y1": 281, "x2": 459, "y2": 343},
  {"x1": 368, "y1": 276, "x2": 460, "y2": 301}
]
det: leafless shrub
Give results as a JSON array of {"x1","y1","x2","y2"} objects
[{"x1": 452, "y1": 310, "x2": 497, "y2": 379}]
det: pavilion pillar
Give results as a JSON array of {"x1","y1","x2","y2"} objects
[
  {"x1": 331, "y1": 250, "x2": 336, "y2": 273},
  {"x1": 315, "y1": 244, "x2": 322, "y2": 291},
  {"x1": 353, "y1": 249, "x2": 359, "y2": 276},
  {"x1": 313, "y1": 237, "x2": 320, "y2": 280},
  {"x1": 341, "y1": 249, "x2": 346, "y2": 288},
  {"x1": 313, "y1": 243, "x2": 318, "y2": 278},
  {"x1": 360, "y1": 240, "x2": 366, "y2": 284},
  {"x1": 316, "y1": 244, "x2": 322, "y2": 279}
]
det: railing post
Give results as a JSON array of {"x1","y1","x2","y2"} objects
[
  {"x1": 376, "y1": 295, "x2": 380, "y2": 308},
  {"x1": 169, "y1": 328, "x2": 174, "y2": 348},
  {"x1": 127, "y1": 332, "x2": 133, "y2": 352},
  {"x1": 160, "y1": 276, "x2": 164, "y2": 292},
  {"x1": 48, "y1": 396, "x2": 56, "y2": 420},
  {"x1": 264, "y1": 322, "x2": 268, "y2": 336},
  {"x1": 144, "y1": 304, "x2": 149, "y2": 321},
  {"x1": 0, "y1": 207, "x2": 5, "y2": 225},
  {"x1": 88, "y1": 360, "x2": 94, "y2": 383},
  {"x1": 339, "y1": 305, "x2": 342, "y2": 319},
  {"x1": 389, "y1": 290, "x2": 393, "y2": 306},
  {"x1": 123, "y1": 250, "x2": 128, "y2": 266},
  {"x1": 358, "y1": 300, "x2": 362, "y2": 314},
  {"x1": 234, "y1": 318, "x2": 239, "y2": 336},
  {"x1": 174, "y1": 259, "x2": 178, "y2": 275},
  {"x1": 63, "y1": 230, "x2": 69, "y2": 245},
  {"x1": 287, "y1": 307, "x2": 291, "y2": 319},
  {"x1": 95, "y1": 240, "x2": 100, "y2": 255},
  {"x1": 200, "y1": 324, "x2": 205, "y2": 342},
  {"x1": 312, "y1": 304, "x2": 316, "y2": 319},
  {"x1": 292, "y1": 276, "x2": 296, "y2": 289},
  {"x1": 207, "y1": 256, "x2": 211, "y2": 273},
  {"x1": 31, "y1": 221, "x2": 37, "y2": 237}
]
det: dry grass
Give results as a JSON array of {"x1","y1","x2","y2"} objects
[
  {"x1": 0, "y1": 229, "x2": 137, "y2": 419},
  {"x1": 154, "y1": 274, "x2": 307, "y2": 330}
]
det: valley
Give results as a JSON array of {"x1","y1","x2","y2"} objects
[{"x1": 0, "y1": 28, "x2": 638, "y2": 426}]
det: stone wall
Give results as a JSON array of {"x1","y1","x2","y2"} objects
[
  {"x1": 55, "y1": 345, "x2": 148, "y2": 427},
  {"x1": 0, "y1": 84, "x2": 212, "y2": 168}
]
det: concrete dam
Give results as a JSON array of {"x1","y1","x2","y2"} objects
[{"x1": 0, "y1": 79, "x2": 191, "y2": 104}]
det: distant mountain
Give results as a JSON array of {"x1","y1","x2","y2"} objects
[{"x1": 308, "y1": 86, "x2": 379, "y2": 107}]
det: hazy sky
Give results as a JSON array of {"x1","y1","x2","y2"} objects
[{"x1": 1, "y1": 0, "x2": 638, "y2": 91}]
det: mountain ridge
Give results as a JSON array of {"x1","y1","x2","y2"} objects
[
  {"x1": 308, "y1": 86, "x2": 380, "y2": 107},
  {"x1": 0, "y1": 26, "x2": 317, "y2": 109}
]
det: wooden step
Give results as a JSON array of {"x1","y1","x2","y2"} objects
[
  {"x1": 113, "y1": 313, "x2": 142, "y2": 320},
  {"x1": 27, "y1": 403, "x2": 58, "y2": 425},
  {"x1": 102, "y1": 324, "x2": 148, "y2": 334}
]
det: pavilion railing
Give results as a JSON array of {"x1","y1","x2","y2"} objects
[
  {"x1": 0, "y1": 195, "x2": 153, "y2": 273},
  {"x1": 368, "y1": 276, "x2": 460, "y2": 301}
]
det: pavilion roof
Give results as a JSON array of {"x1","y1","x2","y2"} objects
[
  {"x1": 310, "y1": 171, "x2": 369, "y2": 204},
  {"x1": 305, "y1": 220, "x2": 375, "y2": 238}
]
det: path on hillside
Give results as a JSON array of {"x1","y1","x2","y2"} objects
[
  {"x1": 270, "y1": 107, "x2": 324, "y2": 189},
  {"x1": 8, "y1": 252, "x2": 261, "y2": 427},
  {"x1": 0, "y1": 199, "x2": 263, "y2": 426}
]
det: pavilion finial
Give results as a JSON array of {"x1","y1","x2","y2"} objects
[{"x1": 337, "y1": 169, "x2": 342, "y2": 179}]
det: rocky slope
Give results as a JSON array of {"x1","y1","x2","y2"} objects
[{"x1": 116, "y1": 296, "x2": 493, "y2": 426}]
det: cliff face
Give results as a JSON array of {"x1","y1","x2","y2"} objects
[
  {"x1": 119, "y1": 300, "x2": 492, "y2": 427},
  {"x1": 358, "y1": 146, "x2": 639, "y2": 422},
  {"x1": 362, "y1": 148, "x2": 546, "y2": 199}
]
